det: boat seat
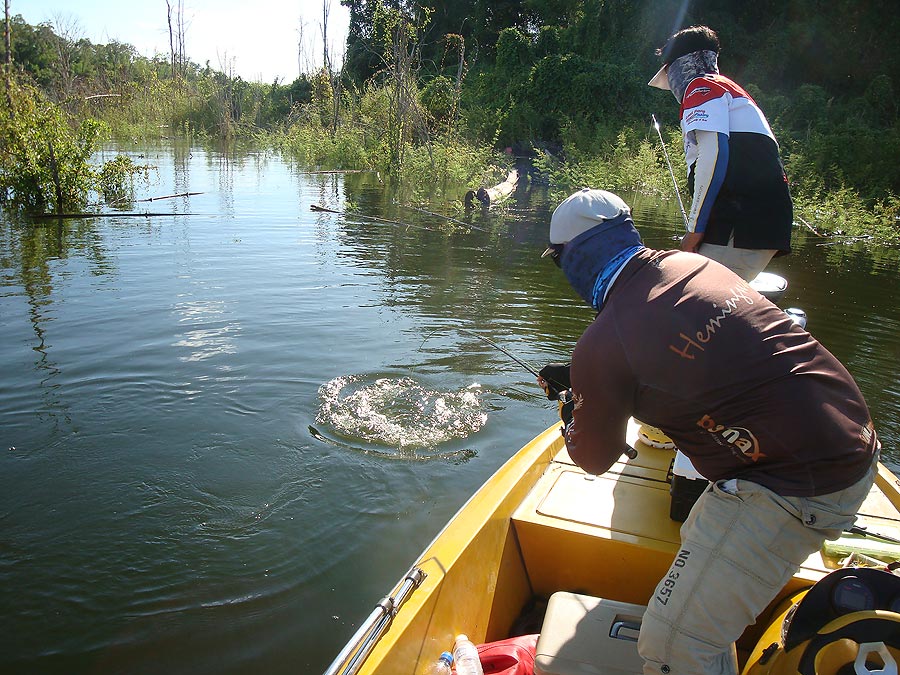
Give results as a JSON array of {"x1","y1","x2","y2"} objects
[{"x1": 535, "y1": 591, "x2": 646, "y2": 675}]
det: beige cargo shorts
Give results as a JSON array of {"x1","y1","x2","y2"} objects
[
  {"x1": 697, "y1": 241, "x2": 777, "y2": 282},
  {"x1": 637, "y1": 458, "x2": 878, "y2": 675}
]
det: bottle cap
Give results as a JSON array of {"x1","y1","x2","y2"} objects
[
  {"x1": 456, "y1": 634, "x2": 468, "y2": 642},
  {"x1": 440, "y1": 651, "x2": 453, "y2": 663}
]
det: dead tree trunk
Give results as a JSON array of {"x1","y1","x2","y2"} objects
[
  {"x1": 4, "y1": 0, "x2": 11, "y2": 67},
  {"x1": 166, "y1": 1, "x2": 176, "y2": 80},
  {"x1": 4, "y1": 0, "x2": 12, "y2": 121}
]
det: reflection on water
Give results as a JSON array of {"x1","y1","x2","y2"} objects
[
  {"x1": 0, "y1": 142, "x2": 898, "y2": 675},
  {"x1": 173, "y1": 300, "x2": 240, "y2": 362}
]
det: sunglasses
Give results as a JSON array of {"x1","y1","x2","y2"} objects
[{"x1": 541, "y1": 243, "x2": 565, "y2": 267}]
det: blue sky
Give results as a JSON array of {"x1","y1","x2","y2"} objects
[{"x1": 12, "y1": 0, "x2": 350, "y2": 83}]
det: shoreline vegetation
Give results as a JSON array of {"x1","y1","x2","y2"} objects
[{"x1": 2, "y1": 4, "x2": 899, "y2": 245}]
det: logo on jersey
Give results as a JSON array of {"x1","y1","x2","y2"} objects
[
  {"x1": 668, "y1": 283, "x2": 755, "y2": 360},
  {"x1": 685, "y1": 86, "x2": 711, "y2": 101},
  {"x1": 685, "y1": 109, "x2": 710, "y2": 125},
  {"x1": 696, "y1": 414, "x2": 765, "y2": 462}
]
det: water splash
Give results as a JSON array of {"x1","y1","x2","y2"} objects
[{"x1": 315, "y1": 375, "x2": 487, "y2": 453}]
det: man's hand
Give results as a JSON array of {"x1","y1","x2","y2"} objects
[
  {"x1": 558, "y1": 389, "x2": 575, "y2": 426},
  {"x1": 681, "y1": 231, "x2": 704, "y2": 253},
  {"x1": 537, "y1": 363, "x2": 571, "y2": 400}
]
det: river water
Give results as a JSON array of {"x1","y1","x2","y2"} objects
[{"x1": 1, "y1": 142, "x2": 899, "y2": 674}]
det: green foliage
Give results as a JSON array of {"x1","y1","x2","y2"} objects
[
  {"x1": 0, "y1": 73, "x2": 150, "y2": 213},
  {"x1": 395, "y1": 137, "x2": 505, "y2": 199},
  {"x1": 495, "y1": 27, "x2": 532, "y2": 75},
  {"x1": 0, "y1": 76, "x2": 105, "y2": 211},
  {"x1": 97, "y1": 155, "x2": 149, "y2": 204},
  {"x1": 793, "y1": 186, "x2": 900, "y2": 246},
  {"x1": 420, "y1": 75, "x2": 456, "y2": 124},
  {"x1": 272, "y1": 121, "x2": 370, "y2": 170},
  {"x1": 534, "y1": 125, "x2": 678, "y2": 198},
  {"x1": 5, "y1": 4, "x2": 900, "y2": 242}
]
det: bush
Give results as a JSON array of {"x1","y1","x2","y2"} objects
[{"x1": 0, "y1": 76, "x2": 105, "y2": 211}]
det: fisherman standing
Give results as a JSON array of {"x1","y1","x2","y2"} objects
[
  {"x1": 540, "y1": 188, "x2": 878, "y2": 675},
  {"x1": 648, "y1": 26, "x2": 793, "y2": 281}
]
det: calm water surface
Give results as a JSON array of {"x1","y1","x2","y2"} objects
[{"x1": 1, "y1": 142, "x2": 899, "y2": 674}]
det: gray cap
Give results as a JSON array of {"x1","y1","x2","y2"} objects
[{"x1": 548, "y1": 188, "x2": 631, "y2": 245}]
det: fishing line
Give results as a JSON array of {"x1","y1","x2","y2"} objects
[{"x1": 651, "y1": 114, "x2": 689, "y2": 240}]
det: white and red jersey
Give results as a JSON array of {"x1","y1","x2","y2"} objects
[
  {"x1": 680, "y1": 75, "x2": 776, "y2": 166},
  {"x1": 678, "y1": 74, "x2": 793, "y2": 253}
]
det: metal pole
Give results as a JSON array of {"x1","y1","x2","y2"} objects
[{"x1": 323, "y1": 567, "x2": 426, "y2": 675}]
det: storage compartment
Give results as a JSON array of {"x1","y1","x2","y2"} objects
[{"x1": 535, "y1": 592, "x2": 646, "y2": 675}]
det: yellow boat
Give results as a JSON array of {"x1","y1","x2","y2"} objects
[{"x1": 325, "y1": 421, "x2": 900, "y2": 675}]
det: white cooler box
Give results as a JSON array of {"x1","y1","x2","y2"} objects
[{"x1": 535, "y1": 592, "x2": 646, "y2": 675}]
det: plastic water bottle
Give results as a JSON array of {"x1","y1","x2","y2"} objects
[
  {"x1": 453, "y1": 634, "x2": 484, "y2": 675},
  {"x1": 423, "y1": 650, "x2": 453, "y2": 675}
]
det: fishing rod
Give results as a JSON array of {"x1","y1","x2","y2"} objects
[
  {"x1": 651, "y1": 114, "x2": 690, "y2": 234},
  {"x1": 429, "y1": 329, "x2": 638, "y2": 459},
  {"x1": 460, "y1": 329, "x2": 542, "y2": 380}
]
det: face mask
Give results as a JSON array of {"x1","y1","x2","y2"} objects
[
  {"x1": 666, "y1": 49, "x2": 719, "y2": 103},
  {"x1": 558, "y1": 214, "x2": 643, "y2": 310}
]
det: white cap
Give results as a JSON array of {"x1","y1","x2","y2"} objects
[
  {"x1": 548, "y1": 188, "x2": 631, "y2": 245},
  {"x1": 647, "y1": 64, "x2": 670, "y2": 90}
]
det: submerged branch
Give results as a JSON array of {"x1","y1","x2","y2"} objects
[
  {"x1": 137, "y1": 191, "x2": 204, "y2": 202},
  {"x1": 300, "y1": 169, "x2": 373, "y2": 175},
  {"x1": 396, "y1": 203, "x2": 489, "y2": 233},
  {"x1": 310, "y1": 204, "x2": 436, "y2": 232},
  {"x1": 797, "y1": 216, "x2": 824, "y2": 236},
  {"x1": 32, "y1": 212, "x2": 197, "y2": 219}
]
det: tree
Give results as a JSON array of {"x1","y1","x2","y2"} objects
[
  {"x1": 49, "y1": 12, "x2": 82, "y2": 96},
  {"x1": 321, "y1": 0, "x2": 342, "y2": 132},
  {"x1": 0, "y1": 76, "x2": 105, "y2": 212}
]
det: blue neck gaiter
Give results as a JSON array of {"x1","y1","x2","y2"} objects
[{"x1": 559, "y1": 214, "x2": 644, "y2": 311}]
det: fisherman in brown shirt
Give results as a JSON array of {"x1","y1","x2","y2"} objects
[{"x1": 539, "y1": 188, "x2": 879, "y2": 675}]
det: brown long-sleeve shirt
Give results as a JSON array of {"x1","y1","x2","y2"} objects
[{"x1": 566, "y1": 249, "x2": 876, "y2": 496}]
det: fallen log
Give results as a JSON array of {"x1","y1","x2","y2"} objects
[{"x1": 464, "y1": 169, "x2": 520, "y2": 208}]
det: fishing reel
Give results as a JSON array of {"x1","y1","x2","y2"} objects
[{"x1": 743, "y1": 567, "x2": 900, "y2": 675}]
